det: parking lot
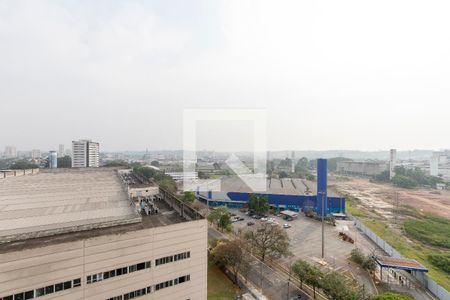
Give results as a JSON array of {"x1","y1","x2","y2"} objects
[{"x1": 228, "y1": 208, "x2": 377, "y2": 271}]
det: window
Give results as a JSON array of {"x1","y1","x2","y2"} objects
[
  {"x1": 24, "y1": 291, "x2": 34, "y2": 300},
  {"x1": 45, "y1": 285, "x2": 54, "y2": 295},
  {"x1": 3, "y1": 296, "x2": 13, "y2": 300},
  {"x1": 35, "y1": 288, "x2": 45, "y2": 297},
  {"x1": 129, "y1": 264, "x2": 137, "y2": 273},
  {"x1": 87, "y1": 261, "x2": 150, "y2": 285},
  {"x1": 155, "y1": 252, "x2": 190, "y2": 267},
  {"x1": 55, "y1": 283, "x2": 63, "y2": 291},
  {"x1": 63, "y1": 281, "x2": 72, "y2": 290},
  {"x1": 13, "y1": 293, "x2": 24, "y2": 300},
  {"x1": 73, "y1": 278, "x2": 81, "y2": 287}
]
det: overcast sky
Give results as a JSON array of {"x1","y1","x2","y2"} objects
[{"x1": 1, "y1": 0, "x2": 450, "y2": 152}]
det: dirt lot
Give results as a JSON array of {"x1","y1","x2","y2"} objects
[{"x1": 330, "y1": 177, "x2": 450, "y2": 219}]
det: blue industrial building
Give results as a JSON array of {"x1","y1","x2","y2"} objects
[{"x1": 196, "y1": 159, "x2": 345, "y2": 215}]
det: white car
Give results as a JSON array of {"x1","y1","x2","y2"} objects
[
  {"x1": 283, "y1": 223, "x2": 291, "y2": 228},
  {"x1": 261, "y1": 217, "x2": 268, "y2": 221}
]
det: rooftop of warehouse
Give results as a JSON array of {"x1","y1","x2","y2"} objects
[
  {"x1": 191, "y1": 176, "x2": 340, "y2": 197},
  {"x1": 0, "y1": 168, "x2": 194, "y2": 248}
]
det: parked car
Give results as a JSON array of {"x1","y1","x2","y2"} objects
[
  {"x1": 261, "y1": 217, "x2": 268, "y2": 221},
  {"x1": 283, "y1": 223, "x2": 291, "y2": 228},
  {"x1": 247, "y1": 222, "x2": 255, "y2": 226},
  {"x1": 238, "y1": 217, "x2": 245, "y2": 221}
]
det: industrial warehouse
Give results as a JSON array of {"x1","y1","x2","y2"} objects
[
  {"x1": 196, "y1": 159, "x2": 346, "y2": 215},
  {"x1": 0, "y1": 168, "x2": 207, "y2": 300}
]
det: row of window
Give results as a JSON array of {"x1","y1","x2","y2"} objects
[
  {"x1": 106, "y1": 286, "x2": 152, "y2": 300},
  {"x1": 106, "y1": 275, "x2": 190, "y2": 300},
  {"x1": 0, "y1": 278, "x2": 81, "y2": 300},
  {"x1": 87, "y1": 261, "x2": 151, "y2": 284},
  {"x1": 155, "y1": 251, "x2": 190, "y2": 266},
  {"x1": 155, "y1": 275, "x2": 190, "y2": 291}
]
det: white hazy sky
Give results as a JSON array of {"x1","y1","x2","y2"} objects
[{"x1": 1, "y1": 0, "x2": 450, "y2": 152}]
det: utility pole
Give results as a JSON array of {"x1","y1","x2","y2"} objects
[{"x1": 319, "y1": 191, "x2": 325, "y2": 260}]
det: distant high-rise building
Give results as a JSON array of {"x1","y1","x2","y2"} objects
[
  {"x1": 58, "y1": 144, "x2": 65, "y2": 157},
  {"x1": 389, "y1": 149, "x2": 397, "y2": 179},
  {"x1": 4, "y1": 146, "x2": 17, "y2": 158},
  {"x1": 49, "y1": 151, "x2": 58, "y2": 169},
  {"x1": 71, "y1": 139, "x2": 100, "y2": 168},
  {"x1": 31, "y1": 149, "x2": 41, "y2": 160}
]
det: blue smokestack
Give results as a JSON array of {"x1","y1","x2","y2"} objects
[{"x1": 316, "y1": 159, "x2": 328, "y2": 215}]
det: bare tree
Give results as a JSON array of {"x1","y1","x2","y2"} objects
[{"x1": 244, "y1": 222, "x2": 290, "y2": 261}]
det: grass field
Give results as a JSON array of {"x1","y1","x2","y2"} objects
[{"x1": 208, "y1": 263, "x2": 238, "y2": 300}]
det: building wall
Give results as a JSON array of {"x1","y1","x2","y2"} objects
[
  {"x1": 0, "y1": 219, "x2": 208, "y2": 300},
  {"x1": 72, "y1": 140, "x2": 99, "y2": 168},
  {"x1": 198, "y1": 191, "x2": 345, "y2": 214},
  {"x1": 337, "y1": 161, "x2": 388, "y2": 176}
]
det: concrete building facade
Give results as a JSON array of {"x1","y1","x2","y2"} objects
[
  {"x1": 3, "y1": 146, "x2": 17, "y2": 159},
  {"x1": 0, "y1": 168, "x2": 207, "y2": 300},
  {"x1": 72, "y1": 140, "x2": 100, "y2": 168},
  {"x1": 58, "y1": 144, "x2": 65, "y2": 158},
  {"x1": 336, "y1": 161, "x2": 389, "y2": 176}
]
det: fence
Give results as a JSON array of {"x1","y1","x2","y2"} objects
[{"x1": 355, "y1": 220, "x2": 450, "y2": 300}]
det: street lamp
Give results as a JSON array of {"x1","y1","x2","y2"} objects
[{"x1": 318, "y1": 191, "x2": 326, "y2": 260}]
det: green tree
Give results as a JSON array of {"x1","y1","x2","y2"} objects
[
  {"x1": 279, "y1": 171, "x2": 289, "y2": 178},
  {"x1": 57, "y1": 155, "x2": 72, "y2": 168},
  {"x1": 9, "y1": 160, "x2": 38, "y2": 169},
  {"x1": 207, "y1": 206, "x2": 231, "y2": 232},
  {"x1": 103, "y1": 160, "x2": 130, "y2": 167},
  {"x1": 134, "y1": 166, "x2": 177, "y2": 193},
  {"x1": 350, "y1": 248, "x2": 365, "y2": 265},
  {"x1": 292, "y1": 259, "x2": 323, "y2": 298},
  {"x1": 392, "y1": 175, "x2": 418, "y2": 189},
  {"x1": 150, "y1": 160, "x2": 160, "y2": 167},
  {"x1": 182, "y1": 191, "x2": 196, "y2": 204},
  {"x1": 211, "y1": 239, "x2": 250, "y2": 284},
  {"x1": 244, "y1": 222, "x2": 290, "y2": 261},
  {"x1": 320, "y1": 271, "x2": 360, "y2": 300},
  {"x1": 198, "y1": 171, "x2": 210, "y2": 179},
  {"x1": 292, "y1": 260, "x2": 309, "y2": 289},
  {"x1": 248, "y1": 194, "x2": 270, "y2": 216}
]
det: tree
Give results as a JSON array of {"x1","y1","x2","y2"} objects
[
  {"x1": 198, "y1": 171, "x2": 210, "y2": 179},
  {"x1": 182, "y1": 191, "x2": 196, "y2": 204},
  {"x1": 9, "y1": 160, "x2": 38, "y2": 169},
  {"x1": 292, "y1": 260, "x2": 309, "y2": 289},
  {"x1": 292, "y1": 259, "x2": 323, "y2": 298},
  {"x1": 134, "y1": 166, "x2": 177, "y2": 193},
  {"x1": 150, "y1": 160, "x2": 160, "y2": 167},
  {"x1": 103, "y1": 160, "x2": 130, "y2": 167},
  {"x1": 211, "y1": 239, "x2": 250, "y2": 284},
  {"x1": 57, "y1": 155, "x2": 72, "y2": 168},
  {"x1": 320, "y1": 271, "x2": 360, "y2": 300},
  {"x1": 350, "y1": 248, "x2": 365, "y2": 265},
  {"x1": 392, "y1": 175, "x2": 417, "y2": 189},
  {"x1": 244, "y1": 222, "x2": 290, "y2": 261},
  {"x1": 279, "y1": 171, "x2": 289, "y2": 178},
  {"x1": 248, "y1": 194, "x2": 270, "y2": 216},
  {"x1": 207, "y1": 206, "x2": 231, "y2": 232}
]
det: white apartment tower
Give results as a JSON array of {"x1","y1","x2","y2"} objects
[
  {"x1": 58, "y1": 144, "x2": 65, "y2": 157},
  {"x1": 72, "y1": 139, "x2": 100, "y2": 168},
  {"x1": 4, "y1": 146, "x2": 17, "y2": 158},
  {"x1": 389, "y1": 149, "x2": 397, "y2": 180}
]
